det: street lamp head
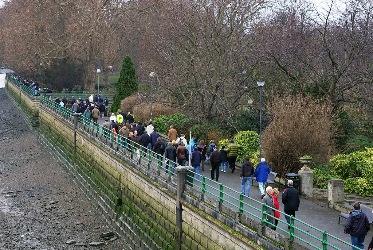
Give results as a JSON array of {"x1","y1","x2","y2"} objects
[
  {"x1": 257, "y1": 80, "x2": 265, "y2": 87},
  {"x1": 149, "y1": 72, "x2": 156, "y2": 78},
  {"x1": 96, "y1": 68, "x2": 101, "y2": 73}
]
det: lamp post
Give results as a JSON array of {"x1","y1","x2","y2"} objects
[
  {"x1": 257, "y1": 80, "x2": 265, "y2": 158},
  {"x1": 96, "y1": 68, "x2": 101, "y2": 96},
  {"x1": 149, "y1": 72, "x2": 156, "y2": 121}
]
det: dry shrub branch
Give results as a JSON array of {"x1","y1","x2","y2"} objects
[{"x1": 263, "y1": 95, "x2": 334, "y2": 176}]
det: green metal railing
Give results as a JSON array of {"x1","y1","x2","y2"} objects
[
  {"x1": 31, "y1": 85, "x2": 360, "y2": 249},
  {"x1": 7, "y1": 75, "x2": 39, "y2": 97},
  {"x1": 185, "y1": 172, "x2": 359, "y2": 250}
]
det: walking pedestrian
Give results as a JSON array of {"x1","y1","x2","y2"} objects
[
  {"x1": 168, "y1": 125, "x2": 177, "y2": 142},
  {"x1": 199, "y1": 140, "x2": 207, "y2": 171},
  {"x1": 176, "y1": 143, "x2": 187, "y2": 166},
  {"x1": 191, "y1": 145, "x2": 202, "y2": 180},
  {"x1": 262, "y1": 186, "x2": 276, "y2": 230},
  {"x1": 226, "y1": 140, "x2": 239, "y2": 173},
  {"x1": 164, "y1": 142, "x2": 176, "y2": 173},
  {"x1": 220, "y1": 146, "x2": 228, "y2": 172},
  {"x1": 272, "y1": 188, "x2": 280, "y2": 230},
  {"x1": 254, "y1": 158, "x2": 271, "y2": 198},
  {"x1": 344, "y1": 202, "x2": 370, "y2": 250},
  {"x1": 282, "y1": 179, "x2": 300, "y2": 229},
  {"x1": 91, "y1": 105, "x2": 100, "y2": 123},
  {"x1": 240, "y1": 156, "x2": 254, "y2": 197},
  {"x1": 210, "y1": 147, "x2": 221, "y2": 182}
]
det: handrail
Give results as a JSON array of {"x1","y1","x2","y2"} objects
[{"x1": 36, "y1": 87, "x2": 359, "y2": 250}]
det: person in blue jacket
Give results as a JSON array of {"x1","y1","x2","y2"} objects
[{"x1": 254, "y1": 158, "x2": 271, "y2": 199}]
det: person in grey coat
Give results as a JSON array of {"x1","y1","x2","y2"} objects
[{"x1": 262, "y1": 186, "x2": 276, "y2": 230}]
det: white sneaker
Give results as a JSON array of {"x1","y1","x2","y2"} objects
[
  {"x1": 224, "y1": 170, "x2": 226, "y2": 173},
  {"x1": 221, "y1": 169, "x2": 223, "y2": 172}
]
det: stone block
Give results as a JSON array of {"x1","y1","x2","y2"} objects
[{"x1": 328, "y1": 179, "x2": 344, "y2": 208}]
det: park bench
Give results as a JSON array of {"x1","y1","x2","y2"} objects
[{"x1": 338, "y1": 204, "x2": 373, "y2": 224}]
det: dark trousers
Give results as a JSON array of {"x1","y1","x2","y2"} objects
[
  {"x1": 284, "y1": 209, "x2": 296, "y2": 225},
  {"x1": 211, "y1": 162, "x2": 220, "y2": 181},
  {"x1": 228, "y1": 156, "x2": 237, "y2": 172}
]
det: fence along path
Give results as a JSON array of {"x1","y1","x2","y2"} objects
[
  {"x1": 9, "y1": 76, "x2": 373, "y2": 250},
  {"x1": 90, "y1": 111, "x2": 373, "y2": 249}
]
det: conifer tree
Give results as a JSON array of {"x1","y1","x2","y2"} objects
[{"x1": 111, "y1": 55, "x2": 138, "y2": 112}]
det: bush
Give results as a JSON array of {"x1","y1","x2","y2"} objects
[
  {"x1": 133, "y1": 103, "x2": 176, "y2": 124},
  {"x1": 229, "y1": 131, "x2": 259, "y2": 164},
  {"x1": 330, "y1": 148, "x2": 373, "y2": 179},
  {"x1": 344, "y1": 135, "x2": 373, "y2": 153},
  {"x1": 262, "y1": 95, "x2": 333, "y2": 176},
  {"x1": 344, "y1": 178, "x2": 373, "y2": 197},
  {"x1": 329, "y1": 148, "x2": 373, "y2": 196},
  {"x1": 313, "y1": 165, "x2": 337, "y2": 189},
  {"x1": 218, "y1": 139, "x2": 229, "y2": 149},
  {"x1": 120, "y1": 95, "x2": 142, "y2": 113},
  {"x1": 153, "y1": 113, "x2": 191, "y2": 135}
]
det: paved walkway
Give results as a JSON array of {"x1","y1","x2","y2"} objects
[
  {"x1": 96, "y1": 116, "x2": 373, "y2": 249},
  {"x1": 197, "y1": 162, "x2": 373, "y2": 249}
]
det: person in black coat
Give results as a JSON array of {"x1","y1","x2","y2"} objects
[
  {"x1": 150, "y1": 129, "x2": 159, "y2": 150},
  {"x1": 139, "y1": 132, "x2": 151, "y2": 153},
  {"x1": 191, "y1": 146, "x2": 202, "y2": 180},
  {"x1": 209, "y1": 147, "x2": 222, "y2": 182},
  {"x1": 153, "y1": 138, "x2": 165, "y2": 168},
  {"x1": 240, "y1": 157, "x2": 254, "y2": 197},
  {"x1": 220, "y1": 146, "x2": 228, "y2": 172},
  {"x1": 136, "y1": 122, "x2": 145, "y2": 136},
  {"x1": 282, "y1": 180, "x2": 300, "y2": 228},
  {"x1": 153, "y1": 138, "x2": 165, "y2": 155},
  {"x1": 164, "y1": 142, "x2": 176, "y2": 173}
]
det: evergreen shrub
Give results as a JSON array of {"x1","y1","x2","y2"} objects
[
  {"x1": 153, "y1": 113, "x2": 191, "y2": 135},
  {"x1": 328, "y1": 148, "x2": 373, "y2": 196},
  {"x1": 233, "y1": 131, "x2": 259, "y2": 163},
  {"x1": 313, "y1": 165, "x2": 337, "y2": 189}
]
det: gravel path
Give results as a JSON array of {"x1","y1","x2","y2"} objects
[{"x1": 0, "y1": 88, "x2": 126, "y2": 249}]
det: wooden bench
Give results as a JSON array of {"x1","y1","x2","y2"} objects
[{"x1": 338, "y1": 204, "x2": 373, "y2": 224}]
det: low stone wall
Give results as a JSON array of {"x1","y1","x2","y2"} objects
[{"x1": 6, "y1": 80, "x2": 39, "y2": 126}]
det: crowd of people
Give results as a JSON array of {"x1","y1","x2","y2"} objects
[{"x1": 54, "y1": 93, "x2": 109, "y2": 117}]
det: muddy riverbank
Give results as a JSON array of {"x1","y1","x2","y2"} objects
[{"x1": 0, "y1": 88, "x2": 126, "y2": 249}]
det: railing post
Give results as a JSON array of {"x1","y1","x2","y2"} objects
[
  {"x1": 236, "y1": 193, "x2": 244, "y2": 223},
  {"x1": 201, "y1": 176, "x2": 206, "y2": 202},
  {"x1": 322, "y1": 231, "x2": 327, "y2": 250},
  {"x1": 289, "y1": 216, "x2": 295, "y2": 241},
  {"x1": 73, "y1": 113, "x2": 82, "y2": 153},
  {"x1": 218, "y1": 183, "x2": 224, "y2": 212},
  {"x1": 176, "y1": 166, "x2": 194, "y2": 250},
  {"x1": 258, "y1": 203, "x2": 267, "y2": 236}
]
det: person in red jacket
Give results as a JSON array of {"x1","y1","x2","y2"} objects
[{"x1": 272, "y1": 188, "x2": 280, "y2": 230}]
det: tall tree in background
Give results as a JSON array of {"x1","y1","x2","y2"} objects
[{"x1": 111, "y1": 56, "x2": 138, "y2": 112}]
